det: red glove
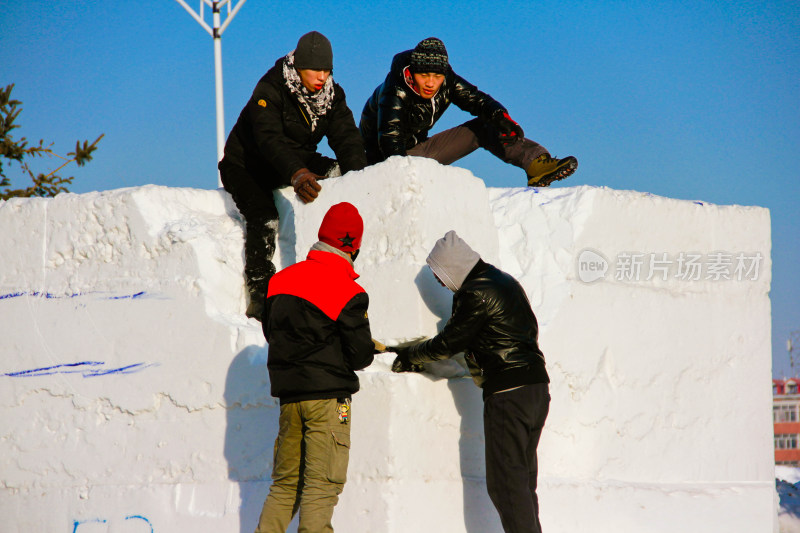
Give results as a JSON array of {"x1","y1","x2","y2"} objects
[
  {"x1": 291, "y1": 168, "x2": 323, "y2": 203},
  {"x1": 493, "y1": 111, "x2": 524, "y2": 146}
]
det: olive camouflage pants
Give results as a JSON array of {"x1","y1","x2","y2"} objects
[{"x1": 255, "y1": 398, "x2": 351, "y2": 533}]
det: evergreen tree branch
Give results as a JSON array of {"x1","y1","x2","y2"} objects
[{"x1": 0, "y1": 84, "x2": 102, "y2": 201}]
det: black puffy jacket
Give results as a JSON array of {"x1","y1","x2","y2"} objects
[
  {"x1": 359, "y1": 50, "x2": 506, "y2": 164},
  {"x1": 264, "y1": 249, "x2": 374, "y2": 404},
  {"x1": 222, "y1": 58, "x2": 367, "y2": 189},
  {"x1": 407, "y1": 260, "x2": 549, "y2": 398}
]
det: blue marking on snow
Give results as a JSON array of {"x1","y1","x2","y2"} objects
[
  {"x1": 0, "y1": 292, "x2": 26, "y2": 300},
  {"x1": 4, "y1": 361, "x2": 104, "y2": 377},
  {"x1": 125, "y1": 515, "x2": 154, "y2": 532},
  {"x1": 4, "y1": 361, "x2": 159, "y2": 378},
  {"x1": 0, "y1": 291, "x2": 59, "y2": 299},
  {"x1": 83, "y1": 362, "x2": 157, "y2": 378},
  {"x1": 0, "y1": 290, "x2": 149, "y2": 300},
  {"x1": 108, "y1": 291, "x2": 146, "y2": 299},
  {"x1": 72, "y1": 518, "x2": 107, "y2": 532},
  {"x1": 72, "y1": 515, "x2": 153, "y2": 532}
]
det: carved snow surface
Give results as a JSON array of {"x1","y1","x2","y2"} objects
[{"x1": 0, "y1": 157, "x2": 774, "y2": 532}]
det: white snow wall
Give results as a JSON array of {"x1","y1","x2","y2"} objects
[{"x1": 0, "y1": 157, "x2": 774, "y2": 532}]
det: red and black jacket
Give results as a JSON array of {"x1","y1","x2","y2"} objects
[{"x1": 263, "y1": 249, "x2": 374, "y2": 404}]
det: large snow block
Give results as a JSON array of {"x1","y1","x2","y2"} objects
[
  {"x1": 0, "y1": 159, "x2": 774, "y2": 533},
  {"x1": 490, "y1": 186, "x2": 774, "y2": 532},
  {"x1": 0, "y1": 186, "x2": 270, "y2": 533},
  {"x1": 273, "y1": 156, "x2": 499, "y2": 342}
]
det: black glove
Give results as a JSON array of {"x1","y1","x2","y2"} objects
[
  {"x1": 492, "y1": 110, "x2": 524, "y2": 146},
  {"x1": 388, "y1": 346, "x2": 425, "y2": 373},
  {"x1": 290, "y1": 168, "x2": 323, "y2": 204}
]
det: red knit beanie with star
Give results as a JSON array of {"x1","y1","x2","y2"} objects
[{"x1": 318, "y1": 202, "x2": 363, "y2": 252}]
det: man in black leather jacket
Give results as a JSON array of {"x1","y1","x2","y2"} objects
[
  {"x1": 390, "y1": 230, "x2": 550, "y2": 533},
  {"x1": 360, "y1": 37, "x2": 577, "y2": 188}
]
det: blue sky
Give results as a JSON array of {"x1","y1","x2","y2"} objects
[{"x1": 2, "y1": 1, "x2": 798, "y2": 377}]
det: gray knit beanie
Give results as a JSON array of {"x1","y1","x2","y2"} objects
[
  {"x1": 294, "y1": 31, "x2": 333, "y2": 70},
  {"x1": 426, "y1": 230, "x2": 481, "y2": 292},
  {"x1": 410, "y1": 37, "x2": 449, "y2": 74}
]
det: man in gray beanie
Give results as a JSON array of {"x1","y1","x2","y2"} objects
[
  {"x1": 219, "y1": 31, "x2": 366, "y2": 320},
  {"x1": 389, "y1": 230, "x2": 551, "y2": 533},
  {"x1": 360, "y1": 37, "x2": 577, "y2": 188}
]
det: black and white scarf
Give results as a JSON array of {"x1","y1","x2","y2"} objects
[{"x1": 282, "y1": 51, "x2": 335, "y2": 132}]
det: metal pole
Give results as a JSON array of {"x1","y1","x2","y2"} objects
[
  {"x1": 175, "y1": 0, "x2": 247, "y2": 187},
  {"x1": 213, "y1": 4, "x2": 225, "y2": 185},
  {"x1": 175, "y1": 0, "x2": 213, "y2": 35}
]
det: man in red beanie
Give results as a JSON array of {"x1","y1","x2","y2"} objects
[{"x1": 255, "y1": 202, "x2": 374, "y2": 533}]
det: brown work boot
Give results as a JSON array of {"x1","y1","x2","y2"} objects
[{"x1": 526, "y1": 154, "x2": 578, "y2": 186}]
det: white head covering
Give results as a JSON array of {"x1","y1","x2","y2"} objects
[{"x1": 425, "y1": 230, "x2": 481, "y2": 292}]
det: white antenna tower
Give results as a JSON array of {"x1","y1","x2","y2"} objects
[{"x1": 175, "y1": 0, "x2": 247, "y2": 185}]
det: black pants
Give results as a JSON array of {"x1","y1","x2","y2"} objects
[
  {"x1": 484, "y1": 383, "x2": 550, "y2": 533},
  {"x1": 219, "y1": 155, "x2": 335, "y2": 294},
  {"x1": 219, "y1": 159, "x2": 279, "y2": 294},
  {"x1": 407, "y1": 118, "x2": 548, "y2": 171}
]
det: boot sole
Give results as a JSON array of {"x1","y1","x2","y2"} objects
[{"x1": 528, "y1": 157, "x2": 578, "y2": 187}]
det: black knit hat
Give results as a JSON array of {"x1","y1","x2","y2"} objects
[
  {"x1": 409, "y1": 37, "x2": 449, "y2": 74},
  {"x1": 294, "y1": 31, "x2": 333, "y2": 70}
]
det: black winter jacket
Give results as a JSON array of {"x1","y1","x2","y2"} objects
[
  {"x1": 407, "y1": 260, "x2": 549, "y2": 399},
  {"x1": 222, "y1": 58, "x2": 367, "y2": 189},
  {"x1": 263, "y1": 249, "x2": 374, "y2": 404},
  {"x1": 359, "y1": 50, "x2": 507, "y2": 164}
]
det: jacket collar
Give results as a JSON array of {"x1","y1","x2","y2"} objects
[
  {"x1": 403, "y1": 66, "x2": 422, "y2": 97},
  {"x1": 463, "y1": 259, "x2": 489, "y2": 284},
  {"x1": 307, "y1": 247, "x2": 360, "y2": 280},
  {"x1": 311, "y1": 240, "x2": 353, "y2": 265}
]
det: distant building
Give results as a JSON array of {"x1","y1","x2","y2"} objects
[{"x1": 774, "y1": 378, "x2": 800, "y2": 465}]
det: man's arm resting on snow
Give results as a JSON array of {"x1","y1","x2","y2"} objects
[
  {"x1": 407, "y1": 289, "x2": 488, "y2": 365},
  {"x1": 337, "y1": 292, "x2": 375, "y2": 371}
]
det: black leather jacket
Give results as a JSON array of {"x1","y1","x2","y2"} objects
[
  {"x1": 359, "y1": 50, "x2": 506, "y2": 164},
  {"x1": 407, "y1": 260, "x2": 549, "y2": 398}
]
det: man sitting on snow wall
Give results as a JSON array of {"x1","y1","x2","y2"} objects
[
  {"x1": 389, "y1": 230, "x2": 551, "y2": 533},
  {"x1": 359, "y1": 37, "x2": 577, "y2": 187},
  {"x1": 219, "y1": 31, "x2": 367, "y2": 321}
]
